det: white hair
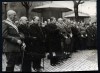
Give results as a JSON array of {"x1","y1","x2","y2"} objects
[
  {"x1": 19, "y1": 16, "x2": 28, "y2": 24},
  {"x1": 20, "y1": 16, "x2": 27, "y2": 21}
]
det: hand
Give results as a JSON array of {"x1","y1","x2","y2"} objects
[
  {"x1": 21, "y1": 43, "x2": 26, "y2": 51},
  {"x1": 86, "y1": 34, "x2": 87, "y2": 37},
  {"x1": 20, "y1": 34, "x2": 25, "y2": 39},
  {"x1": 65, "y1": 36, "x2": 68, "y2": 39},
  {"x1": 81, "y1": 35, "x2": 83, "y2": 37},
  {"x1": 17, "y1": 40, "x2": 22, "y2": 45},
  {"x1": 33, "y1": 37, "x2": 37, "y2": 39},
  {"x1": 70, "y1": 33, "x2": 73, "y2": 37}
]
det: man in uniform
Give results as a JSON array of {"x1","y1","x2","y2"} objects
[
  {"x1": 2, "y1": 10, "x2": 25, "y2": 72},
  {"x1": 29, "y1": 16, "x2": 45, "y2": 72},
  {"x1": 56, "y1": 18, "x2": 72, "y2": 61}
]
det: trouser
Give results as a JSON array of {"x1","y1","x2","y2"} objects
[
  {"x1": 32, "y1": 57, "x2": 41, "y2": 70},
  {"x1": 72, "y1": 37, "x2": 81, "y2": 51},
  {"x1": 22, "y1": 52, "x2": 32, "y2": 72},
  {"x1": 22, "y1": 52, "x2": 42, "y2": 72},
  {"x1": 49, "y1": 52, "x2": 59, "y2": 65},
  {"x1": 5, "y1": 52, "x2": 21, "y2": 72},
  {"x1": 80, "y1": 38, "x2": 87, "y2": 50}
]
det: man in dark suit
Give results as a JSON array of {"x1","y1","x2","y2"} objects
[
  {"x1": 2, "y1": 10, "x2": 25, "y2": 72},
  {"x1": 71, "y1": 22, "x2": 81, "y2": 52},
  {"x1": 29, "y1": 16, "x2": 45, "y2": 72},
  {"x1": 18, "y1": 16, "x2": 32, "y2": 72},
  {"x1": 45, "y1": 17, "x2": 62, "y2": 66}
]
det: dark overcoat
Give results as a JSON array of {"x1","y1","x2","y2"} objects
[{"x1": 29, "y1": 23, "x2": 45, "y2": 58}]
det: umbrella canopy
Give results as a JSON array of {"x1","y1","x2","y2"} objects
[
  {"x1": 64, "y1": 11, "x2": 90, "y2": 18},
  {"x1": 31, "y1": 2, "x2": 72, "y2": 13}
]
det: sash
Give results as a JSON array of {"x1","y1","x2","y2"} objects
[{"x1": 4, "y1": 20, "x2": 19, "y2": 33}]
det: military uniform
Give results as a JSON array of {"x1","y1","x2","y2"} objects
[
  {"x1": 56, "y1": 22, "x2": 72, "y2": 60},
  {"x1": 2, "y1": 18, "x2": 22, "y2": 72}
]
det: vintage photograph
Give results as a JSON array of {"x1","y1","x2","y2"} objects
[{"x1": 2, "y1": 0, "x2": 97, "y2": 72}]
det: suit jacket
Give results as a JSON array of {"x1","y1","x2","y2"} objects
[
  {"x1": 45, "y1": 23, "x2": 62, "y2": 52},
  {"x1": 2, "y1": 19, "x2": 21, "y2": 52},
  {"x1": 18, "y1": 24, "x2": 32, "y2": 52},
  {"x1": 29, "y1": 23, "x2": 45, "y2": 56}
]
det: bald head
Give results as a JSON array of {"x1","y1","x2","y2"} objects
[
  {"x1": 19, "y1": 16, "x2": 28, "y2": 25},
  {"x1": 7, "y1": 10, "x2": 16, "y2": 16},
  {"x1": 20, "y1": 16, "x2": 27, "y2": 21},
  {"x1": 7, "y1": 10, "x2": 17, "y2": 21},
  {"x1": 58, "y1": 18, "x2": 63, "y2": 24}
]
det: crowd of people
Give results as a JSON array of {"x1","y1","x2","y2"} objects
[{"x1": 2, "y1": 10, "x2": 97, "y2": 72}]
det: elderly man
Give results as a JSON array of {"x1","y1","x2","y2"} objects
[
  {"x1": 57, "y1": 18, "x2": 72, "y2": 60},
  {"x1": 2, "y1": 10, "x2": 25, "y2": 72},
  {"x1": 18, "y1": 16, "x2": 32, "y2": 72}
]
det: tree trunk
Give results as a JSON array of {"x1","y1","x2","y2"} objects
[
  {"x1": 26, "y1": 7, "x2": 29, "y2": 19},
  {"x1": 74, "y1": 3, "x2": 79, "y2": 22}
]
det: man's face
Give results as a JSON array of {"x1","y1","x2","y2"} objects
[
  {"x1": 51, "y1": 18, "x2": 56, "y2": 24},
  {"x1": 34, "y1": 17, "x2": 40, "y2": 24},
  {"x1": 58, "y1": 19, "x2": 63, "y2": 24},
  {"x1": 9, "y1": 13, "x2": 17, "y2": 22},
  {"x1": 22, "y1": 18, "x2": 28, "y2": 25}
]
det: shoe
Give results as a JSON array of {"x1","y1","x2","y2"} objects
[
  {"x1": 39, "y1": 66, "x2": 44, "y2": 69},
  {"x1": 51, "y1": 64, "x2": 56, "y2": 66},
  {"x1": 34, "y1": 68, "x2": 43, "y2": 72}
]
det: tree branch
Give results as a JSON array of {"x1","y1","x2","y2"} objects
[
  {"x1": 21, "y1": 2, "x2": 26, "y2": 7},
  {"x1": 78, "y1": 0, "x2": 81, "y2": 4},
  {"x1": 78, "y1": 0, "x2": 84, "y2": 4},
  {"x1": 29, "y1": 2, "x2": 32, "y2": 7},
  {"x1": 73, "y1": 0, "x2": 77, "y2": 4},
  {"x1": 79, "y1": 1, "x2": 84, "y2": 4}
]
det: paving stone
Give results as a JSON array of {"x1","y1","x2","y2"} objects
[{"x1": 2, "y1": 50, "x2": 98, "y2": 72}]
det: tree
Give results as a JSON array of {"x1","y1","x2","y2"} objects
[
  {"x1": 21, "y1": 2, "x2": 32, "y2": 19},
  {"x1": 73, "y1": 0, "x2": 84, "y2": 22}
]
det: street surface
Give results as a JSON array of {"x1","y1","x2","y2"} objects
[{"x1": 2, "y1": 49, "x2": 98, "y2": 72}]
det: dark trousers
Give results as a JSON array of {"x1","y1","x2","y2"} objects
[
  {"x1": 80, "y1": 38, "x2": 87, "y2": 50},
  {"x1": 49, "y1": 52, "x2": 59, "y2": 65},
  {"x1": 22, "y1": 52, "x2": 42, "y2": 72},
  {"x1": 5, "y1": 52, "x2": 21, "y2": 72},
  {"x1": 32, "y1": 57, "x2": 41, "y2": 70},
  {"x1": 22, "y1": 53, "x2": 32, "y2": 72},
  {"x1": 72, "y1": 37, "x2": 81, "y2": 52}
]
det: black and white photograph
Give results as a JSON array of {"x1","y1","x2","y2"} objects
[{"x1": 2, "y1": 0, "x2": 98, "y2": 72}]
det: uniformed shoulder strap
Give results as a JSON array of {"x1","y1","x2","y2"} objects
[{"x1": 4, "y1": 20, "x2": 19, "y2": 33}]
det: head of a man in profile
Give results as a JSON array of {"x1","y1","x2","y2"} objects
[
  {"x1": 19, "y1": 16, "x2": 29, "y2": 25},
  {"x1": 7, "y1": 10, "x2": 17, "y2": 22},
  {"x1": 32, "y1": 16, "x2": 40, "y2": 25}
]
